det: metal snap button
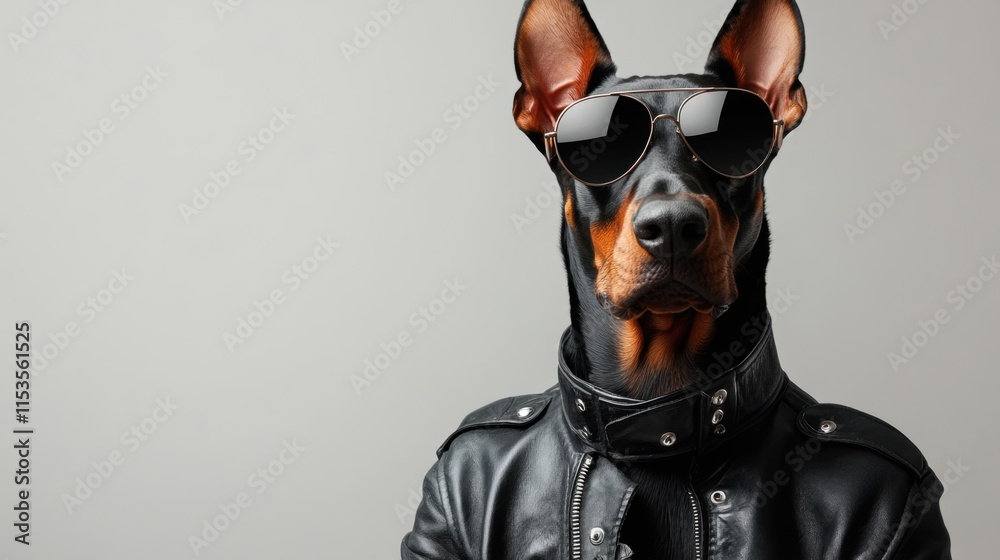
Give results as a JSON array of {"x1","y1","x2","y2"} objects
[
  {"x1": 576, "y1": 398, "x2": 586, "y2": 413},
  {"x1": 590, "y1": 527, "x2": 605, "y2": 545},
  {"x1": 517, "y1": 406, "x2": 534, "y2": 418},
  {"x1": 712, "y1": 389, "x2": 728, "y2": 406},
  {"x1": 580, "y1": 427, "x2": 592, "y2": 440},
  {"x1": 819, "y1": 420, "x2": 837, "y2": 434},
  {"x1": 659, "y1": 432, "x2": 677, "y2": 447},
  {"x1": 711, "y1": 409, "x2": 724, "y2": 425},
  {"x1": 710, "y1": 490, "x2": 727, "y2": 504},
  {"x1": 714, "y1": 425, "x2": 726, "y2": 435}
]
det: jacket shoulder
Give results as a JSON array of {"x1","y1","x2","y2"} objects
[
  {"x1": 795, "y1": 400, "x2": 928, "y2": 478},
  {"x1": 435, "y1": 385, "x2": 558, "y2": 458},
  {"x1": 777, "y1": 386, "x2": 951, "y2": 558}
]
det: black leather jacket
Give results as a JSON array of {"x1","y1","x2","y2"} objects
[{"x1": 401, "y1": 318, "x2": 952, "y2": 559}]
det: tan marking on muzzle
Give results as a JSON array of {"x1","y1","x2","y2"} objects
[{"x1": 589, "y1": 189, "x2": 644, "y2": 305}]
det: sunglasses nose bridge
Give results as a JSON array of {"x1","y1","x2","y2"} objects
[
  {"x1": 651, "y1": 113, "x2": 680, "y2": 130},
  {"x1": 646, "y1": 113, "x2": 690, "y2": 163}
]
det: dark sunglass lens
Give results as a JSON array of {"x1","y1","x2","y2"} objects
[
  {"x1": 678, "y1": 90, "x2": 775, "y2": 177},
  {"x1": 555, "y1": 95, "x2": 651, "y2": 185}
]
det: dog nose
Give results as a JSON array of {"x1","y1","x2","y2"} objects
[{"x1": 632, "y1": 198, "x2": 709, "y2": 260}]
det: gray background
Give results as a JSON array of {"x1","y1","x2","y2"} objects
[{"x1": 0, "y1": 0, "x2": 993, "y2": 558}]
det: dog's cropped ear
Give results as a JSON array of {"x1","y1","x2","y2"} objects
[
  {"x1": 706, "y1": 0, "x2": 807, "y2": 132},
  {"x1": 513, "y1": 0, "x2": 616, "y2": 142}
]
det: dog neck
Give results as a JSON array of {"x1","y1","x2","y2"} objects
[{"x1": 561, "y1": 212, "x2": 773, "y2": 401}]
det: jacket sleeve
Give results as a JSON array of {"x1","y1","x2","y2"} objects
[
  {"x1": 884, "y1": 471, "x2": 952, "y2": 560},
  {"x1": 400, "y1": 458, "x2": 466, "y2": 560}
]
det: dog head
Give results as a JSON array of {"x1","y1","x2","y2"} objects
[{"x1": 513, "y1": 0, "x2": 806, "y2": 395}]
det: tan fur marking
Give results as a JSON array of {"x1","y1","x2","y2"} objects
[
  {"x1": 617, "y1": 317, "x2": 645, "y2": 373},
  {"x1": 589, "y1": 189, "x2": 637, "y2": 273},
  {"x1": 592, "y1": 191, "x2": 740, "y2": 315},
  {"x1": 617, "y1": 312, "x2": 717, "y2": 399},
  {"x1": 564, "y1": 189, "x2": 577, "y2": 230},
  {"x1": 593, "y1": 190, "x2": 741, "y2": 399}
]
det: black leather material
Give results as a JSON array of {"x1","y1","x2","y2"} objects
[
  {"x1": 797, "y1": 403, "x2": 927, "y2": 477},
  {"x1": 557, "y1": 319, "x2": 786, "y2": 461},
  {"x1": 436, "y1": 392, "x2": 552, "y2": 458},
  {"x1": 401, "y1": 325, "x2": 952, "y2": 559}
]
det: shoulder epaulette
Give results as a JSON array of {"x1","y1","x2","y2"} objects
[
  {"x1": 436, "y1": 389, "x2": 555, "y2": 458},
  {"x1": 797, "y1": 403, "x2": 928, "y2": 478}
]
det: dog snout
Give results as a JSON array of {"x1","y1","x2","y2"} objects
[{"x1": 632, "y1": 197, "x2": 709, "y2": 261}]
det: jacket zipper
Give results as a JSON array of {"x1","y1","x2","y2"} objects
[
  {"x1": 570, "y1": 453, "x2": 594, "y2": 560},
  {"x1": 687, "y1": 489, "x2": 703, "y2": 560}
]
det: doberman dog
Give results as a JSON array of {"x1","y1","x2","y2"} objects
[
  {"x1": 512, "y1": 0, "x2": 807, "y2": 556},
  {"x1": 403, "y1": 1, "x2": 951, "y2": 558}
]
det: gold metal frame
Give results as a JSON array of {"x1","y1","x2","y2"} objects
[{"x1": 542, "y1": 87, "x2": 785, "y2": 187}]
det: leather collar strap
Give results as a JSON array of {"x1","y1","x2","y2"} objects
[{"x1": 556, "y1": 313, "x2": 788, "y2": 462}]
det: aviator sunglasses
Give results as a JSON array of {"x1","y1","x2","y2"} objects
[{"x1": 543, "y1": 88, "x2": 785, "y2": 186}]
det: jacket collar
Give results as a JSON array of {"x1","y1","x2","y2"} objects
[{"x1": 556, "y1": 312, "x2": 787, "y2": 461}]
